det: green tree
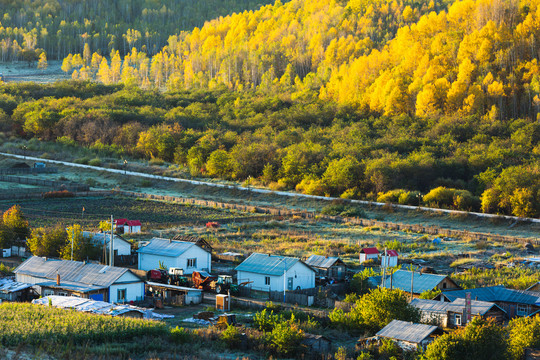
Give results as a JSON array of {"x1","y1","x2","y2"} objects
[
  {"x1": 206, "y1": 149, "x2": 233, "y2": 178},
  {"x1": 27, "y1": 226, "x2": 68, "y2": 258},
  {"x1": 322, "y1": 156, "x2": 362, "y2": 195},
  {"x1": 61, "y1": 225, "x2": 100, "y2": 261},
  {"x1": 1, "y1": 205, "x2": 30, "y2": 247},
  {"x1": 424, "y1": 317, "x2": 509, "y2": 360}
]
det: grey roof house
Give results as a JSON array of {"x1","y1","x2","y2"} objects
[
  {"x1": 376, "y1": 320, "x2": 443, "y2": 351},
  {"x1": 304, "y1": 255, "x2": 347, "y2": 280},
  {"x1": 411, "y1": 298, "x2": 506, "y2": 327},
  {"x1": 137, "y1": 238, "x2": 211, "y2": 274},
  {"x1": 235, "y1": 253, "x2": 316, "y2": 292},
  {"x1": 438, "y1": 285, "x2": 540, "y2": 318},
  {"x1": 377, "y1": 270, "x2": 461, "y2": 295},
  {"x1": 14, "y1": 256, "x2": 144, "y2": 303}
]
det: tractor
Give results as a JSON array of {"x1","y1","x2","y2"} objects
[
  {"x1": 213, "y1": 275, "x2": 238, "y2": 294},
  {"x1": 167, "y1": 267, "x2": 190, "y2": 287}
]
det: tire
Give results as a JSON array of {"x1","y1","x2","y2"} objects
[{"x1": 296, "y1": 286, "x2": 301, "y2": 290}]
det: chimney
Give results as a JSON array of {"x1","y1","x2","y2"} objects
[{"x1": 56, "y1": 271, "x2": 60, "y2": 285}]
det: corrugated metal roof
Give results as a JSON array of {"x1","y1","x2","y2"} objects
[
  {"x1": 32, "y1": 296, "x2": 145, "y2": 317},
  {"x1": 235, "y1": 253, "x2": 310, "y2": 276},
  {"x1": 37, "y1": 280, "x2": 106, "y2": 293},
  {"x1": 304, "y1": 255, "x2": 341, "y2": 269},
  {"x1": 136, "y1": 238, "x2": 198, "y2": 257},
  {"x1": 387, "y1": 250, "x2": 399, "y2": 257},
  {"x1": 411, "y1": 298, "x2": 502, "y2": 316},
  {"x1": 377, "y1": 320, "x2": 439, "y2": 343},
  {"x1": 442, "y1": 286, "x2": 540, "y2": 306},
  {"x1": 0, "y1": 278, "x2": 33, "y2": 293},
  {"x1": 14, "y1": 256, "x2": 131, "y2": 288},
  {"x1": 380, "y1": 270, "x2": 451, "y2": 294},
  {"x1": 361, "y1": 248, "x2": 379, "y2": 254}
]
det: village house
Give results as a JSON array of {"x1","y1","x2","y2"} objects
[
  {"x1": 375, "y1": 320, "x2": 443, "y2": 351},
  {"x1": 380, "y1": 250, "x2": 399, "y2": 267},
  {"x1": 304, "y1": 255, "x2": 347, "y2": 281},
  {"x1": 410, "y1": 298, "x2": 506, "y2": 327},
  {"x1": 83, "y1": 231, "x2": 132, "y2": 256},
  {"x1": 235, "y1": 253, "x2": 315, "y2": 292},
  {"x1": 359, "y1": 247, "x2": 379, "y2": 264},
  {"x1": 377, "y1": 270, "x2": 461, "y2": 296},
  {"x1": 13, "y1": 256, "x2": 144, "y2": 303},
  {"x1": 437, "y1": 285, "x2": 540, "y2": 318},
  {"x1": 137, "y1": 238, "x2": 211, "y2": 274},
  {"x1": 114, "y1": 219, "x2": 142, "y2": 234}
]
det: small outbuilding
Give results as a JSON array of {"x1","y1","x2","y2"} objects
[
  {"x1": 235, "y1": 253, "x2": 315, "y2": 292},
  {"x1": 380, "y1": 250, "x2": 399, "y2": 268},
  {"x1": 359, "y1": 248, "x2": 379, "y2": 263},
  {"x1": 302, "y1": 333, "x2": 331, "y2": 354},
  {"x1": 304, "y1": 255, "x2": 347, "y2": 281},
  {"x1": 114, "y1": 219, "x2": 142, "y2": 234},
  {"x1": 137, "y1": 238, "x2": 211, "y2": 274},
  {"x1": 376, "y1": 320, "x2": 443, "y2": 351},
  {"x1": 0, "y1": 278, "x2": 36, "y2": 302}
]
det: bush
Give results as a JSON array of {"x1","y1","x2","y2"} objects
[
  {"x1": 266, "y1": 321, "x2": 304, "y2": 357},
  {"x1": 220, "y1": 325, "x2": 241, "y2": 349},
  {"x1": 42, "y1": 190, "x2": 75, "y2": 198},
  {"x1": 423, "y1": 186, "x2": 480, "y2": 211},
  {"x1": 88, "y1": 157, "x2": 102, "y2": 166},
  {"x1": 170, "y1": 326, "x2": 190, "y2": 344}
]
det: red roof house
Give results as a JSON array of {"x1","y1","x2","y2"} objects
[{"x1": 360, "y1": 247, "x2": 380, "y2": 263}]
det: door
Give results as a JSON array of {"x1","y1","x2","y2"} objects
[
  {"x1": 90, "y1": 293, "x2": 104, "y2": 301},
  {"x1": 287, "y1": 277, "x2": 293, "y2": 291}
]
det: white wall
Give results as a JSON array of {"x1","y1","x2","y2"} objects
[
  {"x1": 138, "y1": 245, "x2": 211, "y2": 274},
  {"x1": 108, "y1": 238, "x2": 131, "y2": 256},
  {"x1": 109, "y1": 272, "x2": 145, "y2": 303},
  {"x1": 237, "y1": 262, "x2": 315, "y2": 292},
  {"x1": 381, "y1": 255, "x2": 398, "y2": 267}
]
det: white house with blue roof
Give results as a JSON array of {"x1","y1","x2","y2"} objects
[
  {"x1": 137, "y1": 238, "x2": 211, "y2": 274},
  {"x1": 235, "y1": 253, "x2": 315, "y2": 292}
]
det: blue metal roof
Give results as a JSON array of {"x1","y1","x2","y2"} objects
[
  {"x1": 136, "y1": 238, "x2": 198, "y2": 257},
  {"x1": 442, "y1": 286, "x2": 540, "y2": 306},
  {"x1": 379, "y1": 270, "x2": 455, "y2": 294},
  {"x1": 235, "y1": 253, "x2": 309, "y2": 276}
]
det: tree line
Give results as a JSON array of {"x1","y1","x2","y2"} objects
[
  {"x1": 0, "y1": 0, "x2": 276, "y2": 62},
  {"x1": 0, "y1": 80, "x2": 538, "y2": 217}
]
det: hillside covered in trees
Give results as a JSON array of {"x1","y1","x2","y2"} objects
[
  {"x1": 0, "y1": 0, "x2": 539, "y2": 218},
  {"x1": 0, "y1": 0, "x2": 276, "y2": 62}
]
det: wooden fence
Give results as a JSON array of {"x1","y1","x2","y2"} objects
[
  {"x1": 0, "y1": 167, "x2": 58, "y2": 175},
  {"x1": 114, "y1": 190, "x2": 540, "y2": 245},
  {"x1": 0, "y1": 175, "x2": 89, "y2": 192}
]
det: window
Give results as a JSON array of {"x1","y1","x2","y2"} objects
[
  {"x1": 455, "y1": 314, "x2": 462, "y2": 326},
  {"x1": 517, "y1": 305, "x2": 528, "y2": 316},
  {"x1": 117, "y1": 289, "x2": 127, "y2": 302},
  {"x1": 43, "y1": 289, "x2": 54, "y2": 296},
  {"x1": 265, "y1": 276, "x2": 270, "y2": 285},
  {"x1": 187, "y1": 258, "x2": 197, "y2": 268},
  {"x1": 58, "y1": 292, "x2": 68, "y2": 296},
  {"x1": 442, "y1": 283, "x2": 447, "y2": 289}
]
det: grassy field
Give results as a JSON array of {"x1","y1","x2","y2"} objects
[
  {"x1": 0, "y1": 196, "x2": 262, "y2": 229},
  {"x1": 0, "y1": 61, "x2": 69, "y2": 83}
]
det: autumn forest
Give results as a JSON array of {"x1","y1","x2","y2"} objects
[{"x1": 0, "y1": 0, "x2": 539, "y2": 217}]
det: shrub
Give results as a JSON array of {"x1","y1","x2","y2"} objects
[
  {"x1": 170, "y1": 326, "x2": 190, "y2": 344},
  {"x1": 266, "y1": 321, "x2": 304, "y2": 357},
  {"x1": 88, "y1": 157, "x2": 101, "y2": 166},
  {"x1": 220, "y1": 325, "x2": 241, "y2": 349},
  {"x1": 42, "y1": 190, "x2": 74, "y2": 198},
  {"x1": 254, "y1": 309, "x2": 282, "y2": 332}
]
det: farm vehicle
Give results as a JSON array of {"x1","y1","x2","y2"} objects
[
  {"x1": 146, "y1": 268, "x2": 189, "y2": 287},
  {"x1": 192, "y1": 271, "x2": 241, "y2": 294}
]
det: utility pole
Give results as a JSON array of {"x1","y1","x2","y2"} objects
[
  {"x1": 381, "y1": 247, "x2": 387, "y2": 288},
  {"x1": 283, "y1": 267, "x2": 286, "y2": 303},
  {"x1": 71, "y1": 227, "x2": 74, "y2": 261},
  {"x1": 410, "y1": 267, "x2": 415, "y2": 301},
  {"x1": 110, "y1": 215, "x2": 114, "y2": 267}
]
